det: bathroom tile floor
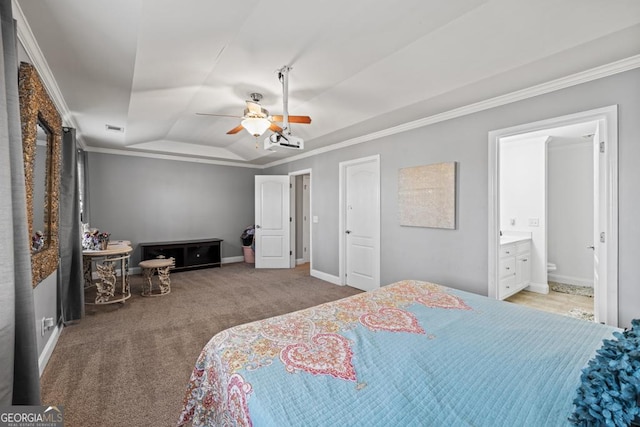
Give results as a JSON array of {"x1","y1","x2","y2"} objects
[{"x1": 505, "y1": 289, "x2": 594, "y2": 320}]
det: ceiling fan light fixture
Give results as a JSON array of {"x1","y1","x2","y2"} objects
[{"x1": 241, "y1": 117, "x2": 271, "y2": 137}]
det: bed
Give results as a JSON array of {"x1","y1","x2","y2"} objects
[{"x1": 177, "y1": 280, "x2": 616, "y2": 426}]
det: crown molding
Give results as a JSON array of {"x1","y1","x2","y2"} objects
[
  {"x1": 84, "y1": 146, "x2": 263, "y2": 169},
  {"x1": 264, "y1": 54, "x2": 640, "y2": 169},
  {"x1": 12, "y1": 0, "x2": 86, "y2": 149}
]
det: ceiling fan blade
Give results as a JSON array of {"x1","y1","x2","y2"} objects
[
  {"x1": 269, "y1": 123, "x2": 283, "y2": 133},
  {"x1": 196, "y1": 112, "x2": 242, "y2": 118},
  {"x1": 271, "y1": 115, "x2": 312, "y2": 124},
  {"x1": 226, "y1": 124, "x2": 245, "y2": 135}
]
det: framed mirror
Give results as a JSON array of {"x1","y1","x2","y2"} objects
[{"x1": 19, "y1": 62, "x2": 62, "y2": 287}]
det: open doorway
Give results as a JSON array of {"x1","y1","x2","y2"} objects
[
  {"x1": 289, "y1": 169, "x2": 312, "y2": 274},
  {"x1": 488, "y1": 106, "x2": 619, "y2": 326}
]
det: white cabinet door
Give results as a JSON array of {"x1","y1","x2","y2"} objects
[
  {"x1": 516, "y1": 254, "x2": 531, "y2": 286},
  {"x1": 255, "y1": 175, "x2": 291, "y2": 269}
]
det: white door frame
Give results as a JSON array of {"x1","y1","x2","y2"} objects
[
  {"x1": 338, "y1": 155, "x2": 381, "y2": 288},
  {"x1": 302, "y1": 175, "x2": 311, "y2": 263},
  {"x1": 488, "y1": 105, "x2": 618, "y2": 326},
  {"x1": 289, "y1": 169, "x2": 313, "y2": 271}
]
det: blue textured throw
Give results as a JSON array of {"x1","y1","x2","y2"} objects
[{"x1": 570, "y1": 319, "x2": 640, "y2": 427}]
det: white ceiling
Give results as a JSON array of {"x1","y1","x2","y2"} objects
[{"x1": 14, "y1": 0, "x2": 640, "y2": 166}]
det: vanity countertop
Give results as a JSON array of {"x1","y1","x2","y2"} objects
[{"x1": 500, "y1": 236, "x2": 531, "y2": 245}]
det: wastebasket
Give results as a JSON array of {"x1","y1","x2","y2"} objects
[
  {"x1": 241, "y1": 225, "x2": 255, "y2": 263},
  {"x1": 242, "y1": 246, "x2": 255, "y2": 263}
]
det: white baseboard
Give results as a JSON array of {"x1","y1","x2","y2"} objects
[
  {"x1": 39, "y1": 323, "x2": 62, "y2": 377},
  {"x1": 526, "y1": 282, "x2": 549, "y2": 294},
  {"x1": 310, "y1": 269, "x2": 341, "y2": 285},
  {"x1": 92, "y1": 257, "x2": 244, "y2": 278},
  {"x1": 548, "y1": 273, "x2": 593, "y2": 288}
]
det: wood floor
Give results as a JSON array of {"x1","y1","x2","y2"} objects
[{"x1": 505, "y1": 289, "x2": 594, "y2": 318}]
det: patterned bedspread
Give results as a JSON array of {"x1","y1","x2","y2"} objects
[{"x1": 177, "y1": 280, "x2": 615, "y2": 426}]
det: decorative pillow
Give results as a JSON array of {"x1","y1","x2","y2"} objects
[{"x1": 570, "y1": 319, "x2": 640, "y2": 426}]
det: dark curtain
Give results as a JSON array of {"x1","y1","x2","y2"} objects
[
  {"x1": 0, "y1": 3, "x2": 41, "y2": 405},
  {"x1": 59, "y1": 128, "x2": 84, "y2": 322}
]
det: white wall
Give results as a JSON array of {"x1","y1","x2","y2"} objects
[
  {"x1": 499, "y1": 136, "x2": 548, "y2": 287},
  {"x1": 547, "y1": 137, "x2": 594, "y2": 286}
]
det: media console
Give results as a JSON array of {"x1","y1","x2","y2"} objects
[{"x1": 139, "y1": 238, "x2": 222, "y2": 271}]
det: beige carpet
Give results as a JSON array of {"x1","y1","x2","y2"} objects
[{"x1": 40, "y1": 263, "x2": 361, "y2": 427}]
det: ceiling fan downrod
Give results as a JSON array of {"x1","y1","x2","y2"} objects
[{"x1": 277, "y1": 65, "x2": 292, "y2": 135}]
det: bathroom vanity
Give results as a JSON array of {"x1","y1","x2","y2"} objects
[{"x1": 499, "y1": 235, "x2": 532, "y2": 300}]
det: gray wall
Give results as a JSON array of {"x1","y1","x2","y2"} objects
[
  {"x1": 266, "y1": 68, "x2": 640, "y2": 328},
  {"x1": 87, "y1": 153, "x2": 257, "y2": 266}
]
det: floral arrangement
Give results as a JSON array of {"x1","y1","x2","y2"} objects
[
  {"x1": 82, "y1": 229, "x2": 110, "y2": 250},
  {"x1": 570, "y1": 319, "x2": 640, "y2": 426}
]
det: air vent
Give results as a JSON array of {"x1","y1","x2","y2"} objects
[{"x1": 105, "y1": 124, "x2": 124, "y2": 133}]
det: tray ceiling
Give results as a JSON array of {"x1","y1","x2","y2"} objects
[{"x1": 15, "y1": 0, "x2": 640, "y2": 166}]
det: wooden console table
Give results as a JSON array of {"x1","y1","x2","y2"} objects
[
  {"x1": 139, "y1": 238, "x2": 222, "y2": 271},
  {"x1": 83, "y1": 243, "x2": 133, "y2": 305}
]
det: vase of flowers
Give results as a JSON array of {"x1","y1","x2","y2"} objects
[{"x1": 97, "y1": 231, "x2": 110, "y2": 250}]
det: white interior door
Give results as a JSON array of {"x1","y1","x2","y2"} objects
[
  {"x1": 593, "y1": 121, "x2": 606, "y2": 323},
  {"x1": 255, "y1": 175, "x2": 291, "y2": 269},
  {"x1": 341, "y1": 156, "x2": 380, "y2": 291}
]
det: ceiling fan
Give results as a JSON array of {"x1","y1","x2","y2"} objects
[{"x1": 196, "y1": 67, "x2": 312, "y2": 138}]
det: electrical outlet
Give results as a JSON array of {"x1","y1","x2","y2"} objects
[
  {"x1": 41, "y1": 317, "x2": 54, "y2": 336},
  {"x1": 528, "y1": 218, "x2": 539, "y2": 227}
]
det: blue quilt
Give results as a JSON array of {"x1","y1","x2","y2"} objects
[{"x1": 178, "y1": 280, "x2": 616, "y2": 426}]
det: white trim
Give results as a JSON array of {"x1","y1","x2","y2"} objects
[
  {"x1": 85, "y1": 146, "x2": 261, "y2": 169},
  {"x1": 525, "y1": 282, "x2": 550, "y2": 295},
  {"x1": 548, "y1": 274, "x2": 594, "y2": 288},
  {"x1": 338, "y1": 155, "x2": 381, "y2": 289},
  {"x1": 488, "y1": 105, "x2": 618, "y2": 326},
  {"x1": 12, "y1": 0, "x2": 86, "y2": 148},
  {"x1": 38, "y1": 323, "x2": 62, "y2": 377},
  {"x1": 296, "y1": 258, "x2": 306, "y2": 265},
  {"x1": 310, "y1": 269, "x2": 340, "y2": 285},
  {"x1": 264, "y1": 55, "x2": 640, "y2": 169},
  {"x1": 222, "y1": 256, "x2": 245, "y2": 264}
]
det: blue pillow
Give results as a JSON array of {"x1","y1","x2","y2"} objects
[{"x1": 570, "y1": 319, "x2": 640, "y2": 426}]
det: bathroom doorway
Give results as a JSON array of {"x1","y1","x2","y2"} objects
[{"x1": 488, "y1": 106, "x2": 619, "y2": 326}]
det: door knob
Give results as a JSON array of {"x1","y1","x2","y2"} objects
[
  {"x1": 256, "y1": 225, "x2": 261, "y2": 229},
  {"x1": 587, "y1": 245, "x2": 595, "y2": 250},
  {"x1": 345, "y1": 230, "x2": 351, "y2": 234}
]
